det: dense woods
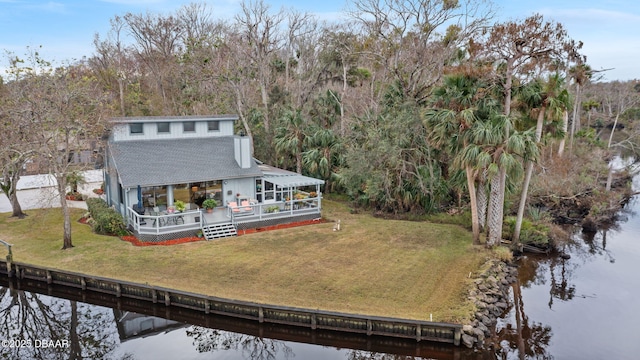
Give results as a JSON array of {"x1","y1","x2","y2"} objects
[{"x1": 2, "y1": 0, "x2": 639, "y2": 249}]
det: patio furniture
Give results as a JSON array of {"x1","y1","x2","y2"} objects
[
  {"x1": 241, "y1": 200, "x2": 252, "y2": 212},
  {"x1": 161, "y1": 211, "x2": 184, "y2": 226},
  {"x1": 151, "y1": 207, "x2": 161, "y2": 226},
  {"x1": 228, "y1": 201, "x2": 241, "y2": 214},
  {"x1": 228, "y1": 201, "x2": 254, "y2": 216}
]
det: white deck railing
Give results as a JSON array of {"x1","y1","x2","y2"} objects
[
  {"x1": 127, "y1": 208, "x2": 203, "y2": 235},
  {"x1": 228, "y1": 197, "x2": 321, "y2": 225},
  {"x1": 127, "y1": 195, "x2": 322, "y2": 236}
]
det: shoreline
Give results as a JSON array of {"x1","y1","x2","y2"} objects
[{"x1": 0, "y1": 260, "x2": 464, "y2": 346}]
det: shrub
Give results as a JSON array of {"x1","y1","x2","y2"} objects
[
  {"x1": 86, "y1": 198, "x2": 127, "y2": 236},
  {"x1": 493, "y1": 246, "x2": 514, "y2": 262},
  {"x1": 503, "y1": 216, "x2": 550, "y2": 246}
]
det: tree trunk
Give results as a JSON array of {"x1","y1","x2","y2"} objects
[
  {"x1": 558, "y1": 110, "x2": 568, "y2": 157},
  {"x1": 341, "y1": 61, "x2": 347, "y2": 136},
  {"x1": 574, "y1": 87, "x2": 582, "y2": 132},
  {"x1": 69, "y1": 300, "x2": 82, "y2": 360},
  {"x1": 58, "y1": 177, "x2": 74, "y2": 250},
  {"x1": 296, "y1": 138, "x2": 303, "y2": 174},
  {"x1": 466, "y1": 167, "x2": 481, "y2": 245},
  {"x1": 232, "y1": 86, "x2": 255, "y2": 155},
  {"x1": 514, "y1": 107, "x2": 545, "y2": 244},
  {"x1": 9, "y1": 190, "x2": 25, "y2": 219},
  {"x1": 487, "y1": 169, "x2": 505, "y2": 248},
  {"x1": 512, "y1": 279, "x2": 526, "y2": 359},
  {"x1": 260, "y1": 83, "x2": 270, "y2": 134},
  {"x1": 605, "y1": 164, "x2": 614, "y2": 192},
  {"x1": 607, "y1": 113, "x2": 620, "y2": 149},
  {"x1": 569, "y1": 83, "x2": 580, "y2": 155},
  {"x1": 604, "y1": 113, "x2": 620, "y2": 193},
  {"x1": 2, "y1": 169, "x2": 27, "y2": 218},
  {"x1": 477, "y1": 169, "x2": 488, "y2": 232},
  {"x1": 513, "y1": 160, "x2": 533, "y2": 245},
  {"x1": 118, "y1": 78, "x2": 126, "y2": 117}
]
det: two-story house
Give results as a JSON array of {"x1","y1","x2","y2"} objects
[{"x1": 104, "y1": 115, "x2": 324, "y2": 242}]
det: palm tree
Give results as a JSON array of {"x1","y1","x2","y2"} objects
[
  {"x1": 566, "y1": 63, "x2": 593, "y2": 155},
  {"x1": 513, "y1": 75, "x2": 570, "y2": 244},
  {"x1": 274, "y1": 108, "x2": 308, "y2": 174},
  {"x1": 426, "y1": 73, "x2": 498, "y2": 245},
  {"x1": 303, "y1": 127, "x2": 343, "y2": 192},
  {"x1": 473, "y1": 114, "x2": 538, "y2": 247}
]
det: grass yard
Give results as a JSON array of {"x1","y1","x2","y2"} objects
[{"x1": 0, "y1": 200, "x2": 492, "y2": 323}]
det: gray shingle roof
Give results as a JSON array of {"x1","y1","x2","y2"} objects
[{"x1": 109, "y1": 137, "x2": 263, "y2": 187}]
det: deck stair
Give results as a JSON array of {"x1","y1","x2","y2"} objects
[{"x1": 202, "y1": 222, "x2": 237, "y2": 240}]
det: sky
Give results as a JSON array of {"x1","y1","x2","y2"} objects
[{"x1": 0, "y1": 0, "x2": 638, "y2": 81}]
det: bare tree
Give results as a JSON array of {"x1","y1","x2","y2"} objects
[
  {"x1": 603, "y1": 81, "x2": 640, "y2": 191},
  {"x1": 348, "y1": 0, "x2": 494, "y2": 104},
  {"x1": 12, "y1": 53, "x2": 110, "y2": 249},
  {"x1": 316, "y1": 24, "x2": 363, "y2": 136},
  {"x1": 218, "y1": 30, "x2": 259, "y2": 153},
  {"x1": 0, "y1": 55, "x2": 37, "y2": 218},
  {"x1": 124, "y1": 10, "x2": 185, "y2": 114},
  {"x1": 235, "y1": 0, "x2": 284, "y2": 136},
  {"x1": 176, "y1": 3, "x2": 231, "y2": 114},
  {"x1": 91, "y1": 16, "x2": 134, "y2": 117}
]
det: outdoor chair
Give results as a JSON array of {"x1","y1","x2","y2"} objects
[
  {"x1": 241, "y1": 200, "x2": 252, "y2": 212},
  {"x1": 151, "y1": 207, "x2": 161, "y2": 226},
  {"x1": 228, "y1": 201, "x2": 241, "y2": 213}
]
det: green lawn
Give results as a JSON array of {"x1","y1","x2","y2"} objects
[{"x1": 0, "y1": 200, "x2": 491, "y2": 323}]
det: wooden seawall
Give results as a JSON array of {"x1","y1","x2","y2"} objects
[{"x1": 0, "y1": 261, "x2": 462, "y2": 346}]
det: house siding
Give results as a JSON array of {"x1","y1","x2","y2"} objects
[
  {"x1": 222, "y1": 177, "x2": 256, "y2": 204},
  {"x1": 111, "y1": 118, "x2": 235, "y2": 142}
]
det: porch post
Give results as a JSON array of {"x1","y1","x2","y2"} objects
[
  {"x1": 289, "y1": 187, "x2": 293, "y2": 215},
  {"x1": 317, "y1": 184, "x2": 321, "y2": 212},
  {"x1": 124, "y1": 187, "x2": 131, "y2": 226},
  {"x1": 167, "y1": 185, "x2": 174, "y2": 207}
]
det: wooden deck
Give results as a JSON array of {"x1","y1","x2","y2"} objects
[{"x1": 126, "y1": 198, "x2": 322, "y2": 241}]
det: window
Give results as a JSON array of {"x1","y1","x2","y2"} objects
[
  {"x1": 129, "y1": 123, "x2": 143, "y2": 134},
  {"x1": 141, "y1": 186, "x2": 168, "y2": 208},
  {"x1": 157, "y1": 122, "x2": 170, "y2": 133},
  {"x1": 183, "y1": 121, "x2": 195, "y2": 132},
  {"x1": 207, "y1": 121, "x2": 219, "y2": 131},
  {"x1": 118, "y1": 183, "x2": 124, "y2": 204}
]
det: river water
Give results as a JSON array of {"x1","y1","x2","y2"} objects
[
  {"x1": 494, "y1": 170, "x2": 640, "y2": 359},
  {"x1": 0, "y1": 277, "x2": 462, "y2": 359},
  {"x1": 2, "y1": 178, "x2": 640, "y2": 359}
]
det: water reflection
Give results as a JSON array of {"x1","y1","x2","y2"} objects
[
  {"x1": 185, "y1": 326, "x2": 294, "y2": 359},
  {"x1": 0, "y1": 283, "x2": 122, "y2": 359},
  {"x1": 0, "y1": 279, "x2": 460, "y2": 359},
  {"x1": 495, "y1": 194, "x2": 640, "y2": 359}
]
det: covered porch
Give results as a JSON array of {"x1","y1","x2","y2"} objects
[
  {"x1": 127, "y1": 205, "x2": 230, "y2": 240},
  {"x1": 126, "y1": 171, "x2": 324, "y2": 241},
  {"x1": 127, "y1": 198, "x2": 322, "y2": 241}
]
